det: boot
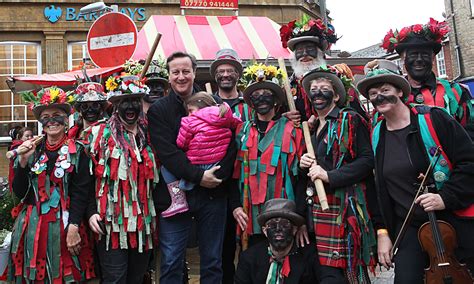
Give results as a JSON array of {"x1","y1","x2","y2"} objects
[{"x1": 161, "y1": 181, "x2": 189, "y2": 218}]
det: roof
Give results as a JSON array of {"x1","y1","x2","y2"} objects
[
  {"x1": 350, "y1": 43, "x2": 388, "y2": 58},
  {"x1": 132, "y1": 15, "x2": 291, "y2": 61}
]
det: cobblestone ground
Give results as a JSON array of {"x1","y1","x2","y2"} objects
[{"x1": 370, "y1": 266, "x2": 395, "y2": 284}]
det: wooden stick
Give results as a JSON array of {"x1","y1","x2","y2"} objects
[
  {"x1": 278, "y1": 58, "x2": 296, "y2": 112},
  {"x1": 6, "y1": 136, "x2": 44, "y2": 159},
  {"x1": 140, "y1": 33, "x2": 162, "y2": 79},
  {"x1": 302, "y1": 122, "x2": 329, "y2": 211},
  {"x1": 205, "y1": 83, "x2": 213, "y2": 95}
]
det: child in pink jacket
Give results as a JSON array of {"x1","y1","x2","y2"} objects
[{"x1": 161, "y1": 92, "x2": 242, "y2": 217}]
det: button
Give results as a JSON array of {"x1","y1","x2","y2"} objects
[
  {"x1": 331, "y1": 251, "x2": 340, "y2": 260},
  {"x1": 306, "y1": 187, "x2": 314, "y2": 197},
  {"x1": 306, "y1": 197, "x2": 314, "y2": 205},
  {"x1": 434, "y1": 171, "x2": 447, "y2": 182},
  {"x1": 429, "y1": 146, "x2": 438, "y2": 156},
  {"x1": 54, "y1": 168, "x2": 65, "y2": 178},
  {"x1": 60, "y1": 160, "x2": 71, "y2": 169},
  {"x1": 415, "y1": 94, "x2": 425, "y2": 103}
]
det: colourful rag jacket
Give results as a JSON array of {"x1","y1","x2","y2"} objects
[
  {"x1": 8, "y1": 139, "x2": 95, "y2": 283},
  {"x1": 176, "y1": 103, "x2": 242, "y2": 165},
  {"x1": 301, "y1": 107, "x2": 376, "y2": 274},
  {"x1": 233, "y1": 116, "x2": 304, "y2": 235},
  {"x1": 290, "y1": 75, "x2": 314, "y2": 122},
  {"x1": 85, "y1": 120, "x2": 159, "y2": 252}
]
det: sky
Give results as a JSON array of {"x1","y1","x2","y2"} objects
[{"x1": 328, "y1": 0, "x2": 446, "y2": 52}]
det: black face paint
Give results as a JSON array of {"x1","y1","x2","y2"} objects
[
  {"x1": 250, "y1": 93, "x2": 275, "y2": 115},
  {"x1": 309, "y1": 89, "x2": 334, "y2": 110},
  {"x1": 146, "y1": 82, "x2": 166, "y2": 102},
  {"x1": 370, "y1": 94, "x2": 399, "y2": 107},
  {"x1": 294, "y1": 42, "x2": 319, "y2": 61},
  {"x1": 265, "y1": 218, "x2": 294, "y2": 252},
  {"x1": 39, "y1": 116, "x2": 67, "y2": 127},
  {"x1": 215, "y1": 70, "x2": 239, "y2": 92},
  {"x1": 405, "y1": 48, "x2": 433, "y2": 82},
  {"x1": 79, "y1": 102, "x2": 103, "y2": 123},
  {"x1": 117, "y1": 98, "x2": 142, "y2": 125}
]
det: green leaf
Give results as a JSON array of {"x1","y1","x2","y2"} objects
[{"x1": 389, "y1": 38, "x2": 398, "y2": 44}]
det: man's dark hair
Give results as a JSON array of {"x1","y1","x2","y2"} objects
[
  {"x1": 166, "y1": 51, "x2": 197, "y2": 72},
  {"x1": 368, "y1": 82, "x2": 402, "y2": 94}
]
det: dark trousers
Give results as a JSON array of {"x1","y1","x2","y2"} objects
[
  {"x1": 96, "y1": 238, "x2": 152, "y2": 284},
  {"x1": 159, "y1": 190, "x2": 227, "y2": 284},
  {"x1": 319, "y1": 265, "x2": 348, "y2": 284},
  {"x1": 222, "y1": 203, "x2": 237, "y2": 284}
]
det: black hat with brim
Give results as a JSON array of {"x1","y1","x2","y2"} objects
[
  {"x1": 287, "y1": 36, "x2": 327, "y2": 51},
  {"x1": 107, "y1": 92, "x2": 145, "y2": 104},
  {"x1": 243, "y1": 81, "x2": 286, "y2": 108},
  {"x1": 395, "y1": 36, "x2": 442, "y2": 54},
  {"x1": 302, "y1": 69, "x2": 347, "y2": 107},
  {"x1": 257, "y1": 198, "x2": 305, "y2": 227}
]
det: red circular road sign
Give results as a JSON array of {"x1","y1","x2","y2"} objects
[{"x1": 87, "y1": 12, "x2": 138, "y2": 68}]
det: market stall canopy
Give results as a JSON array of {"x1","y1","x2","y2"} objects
[
  {"x1": 7, "y1": 66, "x2": 123, "y2": 93},
  {"x1": 132, "y1": 15, "x2": 291, "y2": 60}
]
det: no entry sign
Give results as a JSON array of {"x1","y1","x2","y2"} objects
[{"x1": 87, "y1": 12, "x2": 138, "y2": 68}]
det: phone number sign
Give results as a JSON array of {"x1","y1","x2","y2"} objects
[{"x1": 180, "y1": 0, "x2": 238, "y2": 9}]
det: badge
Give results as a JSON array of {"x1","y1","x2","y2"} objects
[
  {"x1": 57, "y1": 154, "x2": 67, "y2": 162},
  {"x1": 31, "y1": 163, "x2": 40, "y2": 172},
  {"x1": 60, "y1": 160, "x2": 71, "y2": 169},
  {"x1": 415, "y1": 94, "x2": 425, "y2": 103},
  {"x1": 434, "y1": 171, "x2": 447, "y2": 182},
  {"x1": 306, "y1": 197, "x2": 314, "y2": 205},
  {"x1": 429, "y1": 146, "x2": 438, "y2": 156},
  {"x1": 39, "y1": 154, "x2": 46, "y2": 162},
  {"x1": 60, "y1": 145, "x2": 69, "y2": 155},
  {"x1": 331, "y1": 251, "x2": 341, "y2": 260},
  {"x1": 306, "y1": 187, "x2": 314, "y2": 197},
  {"x1": 439, "y1": 159, "x2": 448, "y2": 167},
  {"x1": 54, "y1": 167, "x2": 65, "y2": 178}
]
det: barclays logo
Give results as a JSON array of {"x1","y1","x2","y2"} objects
[{"x1": 44, "y1": 5, "x2": 62, "y2": 23}]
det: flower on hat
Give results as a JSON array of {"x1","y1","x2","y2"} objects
[
  {"x1": 146, "y1": 56, "x2": 169, "y2": 79},
  {"x1": 280, "y1": 14, "x2": 338, "y2": 49},
  {"x1": 239, "y1": 62, "x2": 285, "y2": 89},
  {"x1": 105, "y1": 75, "x2": 150, "y2": 97},
  {"x1": 381, "y1": 18, "x2": 449, "y2": 53},
  {"x1": 21, "y1": 86, "x2": 75, "y2": 111},
  {"x1": 316, "y1": 65, "x2": 353, "y2": 92},
  {"x1": 123, "y1": 59, "x2": 144, "y2": 76}
]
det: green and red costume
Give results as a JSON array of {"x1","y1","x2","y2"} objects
[{"x1": 233, "y1": 117, "x2": 303, "y2": 235}]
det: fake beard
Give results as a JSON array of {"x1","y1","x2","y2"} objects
[
  {"x1": 370, "y1": 94, "x2": 399, "y2": 107},
  {"x1": 290, "y1": 52, "x2": 326, "y2": 78},
  {"x1": 252, "y1": 95, "x2": 275, "y2": 115},
  {"x1": 310, "y1": 90, "x2": 334, "y2": 110},
  {"x1": 216, "y1": 72, "x2": 238, "y2": 92},
  {"x1": 266, "y1": 225, "x2": 295, "y2": 252},
  {"x1": 81, "y1": 109, "x2": 102, "y2": 123},
  {"x1": 118, "y1": 101, "x2": 142, "y2": 125}
]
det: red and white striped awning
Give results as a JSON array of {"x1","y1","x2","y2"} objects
[{"x1": 132, "y1": 15, "x2": 291, "y2": 61}]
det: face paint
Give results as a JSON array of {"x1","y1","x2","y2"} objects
[
  {"x1": 215, "y1": 67, "x2": 239, "y2": 92},
  {"x1": 39, "y1": 115, "x2": 67, "y2": 127},
  {"x1": 79, "y1": 102, "x2": 103, "y2": 123},
  {"x1": 370, "y1": 94, "x2": 399, "y2": 107},
  {"x1": 404, "y1": 48, "x2": 433, "y2": 82},
  {"x1": 117, "y1": 98, "x2": 142, "y2": 125},
  {"x1": 146, "y1": 82, "x2": 166, "y2": 102},
  {"x1": 265, "y1": 218, "x2": 295, "y2": 251},
  {"x1": 309, "y1": 89, "x2": 334, "y2": 110},
  {"x1": 294, "y1": 42, "x2": 320, "y2": 61},
  {"x1": 250, "y1": 91, "x2": 275, "y2": 115}
]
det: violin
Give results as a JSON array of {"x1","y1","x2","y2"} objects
[{"x1": 418, "y1": 185, "x2": 473, "y2": 284}]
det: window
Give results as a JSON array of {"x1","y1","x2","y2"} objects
[
  {"x1": 436, "y1": 50, "x2": 447, "y2": 78},
  {"x1": 471, "y1": 0, "x2": 474, "y2": 17},
  {"x1": 0, "y1": 42, "x2": 41, "y2": 141},
  {"x1": 67, "y1": 42, "x2": 89, "y2": 70}
]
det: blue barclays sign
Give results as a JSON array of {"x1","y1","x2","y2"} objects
[{"x1": 44, "y1": 5, "x2": 146, "y2": 23}]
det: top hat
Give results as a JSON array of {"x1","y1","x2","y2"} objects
[{"x1": 210, "y1": 48, "x2": 243, "y2": 78}]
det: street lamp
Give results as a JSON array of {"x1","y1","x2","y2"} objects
[{"x1": 79, "y1": 2, "x2": 118, "y2": 15}]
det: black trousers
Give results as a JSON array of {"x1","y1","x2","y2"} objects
[{"x1": 222, "y1": 205, "x2": 237, "y2": 284}]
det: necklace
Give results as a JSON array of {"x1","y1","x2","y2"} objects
[
  {"x1": 45, "y1": 135, "x2": 67, "y2": 152},
  {"x1": 255, "y1": 122, "x2": 268, "y2": 135}
]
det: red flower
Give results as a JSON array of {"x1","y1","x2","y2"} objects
[
  {"x1": 40, "y1": 93, "x2": 51, "y2": 105},
  {"x1": 314, "y1": 19, "x2": 325, "y2": 31},
  {"x1": 280, "y1": 23, "x2": 294, "y2": 48},
  {"x1": 428, "y1": 17, "x2": 439, "y2": 34},
  {"x1": 412, "y1": 24, "x2": 423, "y2": 34},
  {"x1": 57, "y1": 93, "x2": 66, "y2": 103},
  {"x1": 398, "y1": 26, "x2": 411, "y2": 42},
  {"x1": 381, "y1": 29, "x2": 395, "y2": 52}
]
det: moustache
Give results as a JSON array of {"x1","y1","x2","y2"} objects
[
  {"x1": 309, "y1": 90, "x2": 334, "y2": 101},
  {"x1": 370, "y1": 94, "x2": 399, "y2": 107}
]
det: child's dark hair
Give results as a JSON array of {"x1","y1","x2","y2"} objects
[{"x1": 187, "y1": 91, "x2": 228, "y2": 117}]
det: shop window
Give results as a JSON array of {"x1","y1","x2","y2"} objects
[
  {"x1": 0, "y1": 42, "x2": 41, "y2": 141},
  {"x1": 67, "y1": 42, "x2": 90, "y2": 70},
  {"x1": 436, "y1": 50, "x2": 447, "y2": 78}
]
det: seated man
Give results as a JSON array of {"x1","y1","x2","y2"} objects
[{"x1": 235, "y1": 198, "x2": 321, "y2": 284}]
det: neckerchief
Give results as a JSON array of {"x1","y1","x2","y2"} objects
[{"x1": 266, "y1": 246, "x2": 291, "y2": 284}]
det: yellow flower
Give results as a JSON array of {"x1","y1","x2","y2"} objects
[
  {"x1": 106, "y1": 77, "x2": 118, "y2": 91},
  {"x1": 67, "y1": 95, "x2": 75, "y2": 104},
  {"x1": 49, "y1": 88, "x2": 60, "y2": 102},
  {"x1": 266, "y1": 66, "x2": 278, "y2": 77}
]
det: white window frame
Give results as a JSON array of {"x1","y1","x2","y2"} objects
[
  {"x1": 436, "y1": 50, "x2": 447, "y2": 78},
  {"x1": 471, "y1": 0, "x2": 474, "y2": 17},
  {"x1": 0, "y1": 41, "x2": 42, "y2": 142},
  {"x1": 67, "y1": 41, "x2": 88, "y2": 70}
]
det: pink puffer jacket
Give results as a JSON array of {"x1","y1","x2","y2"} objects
[{"x1": 177, "y1": 103, "x2": 242, "y2": 165}]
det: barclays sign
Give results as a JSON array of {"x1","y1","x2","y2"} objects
[{"x1": 44, "y1": 5, "x2": 146, "y2": 23}]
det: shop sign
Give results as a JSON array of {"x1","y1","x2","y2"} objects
[
  {"x1": 180, "y1": 0, "x2": 238, "y2": 10},
  {"x1": 44, "y1": 5, "x2": 146, "y2": 23}
]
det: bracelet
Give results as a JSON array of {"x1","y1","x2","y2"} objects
[{"x1": 377, "y1": 229, "x2": 388, "y2": 236}]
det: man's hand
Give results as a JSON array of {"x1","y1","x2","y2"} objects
[
  {"x1": 233, "y1": 207, "x2": 248, "y2": 231},
  {"x1": 296, "y1": 225, "x2": 310, "y2": 247},
  {"x1": 307, "y1": 115, "x2": 317, "y2": 131},
  {"x1": 415, "y1": 193, "x2": 446, "y2": 211},
  {"x1": 200, "y1": 165, "x2": 222, "y2": 188},
  {"x1": 300, "y1": 153, "x2": 315, "y2": 169},
  {"x1": 66, "y1": 224, "x2": 81, "y2": 255},
  {"x1": 283, "y1": 110, "x2": 301, "y2": 127},
  {"x1": 377, "y1": 232, "x2": 394, "y2": 269},
  {"x1": 89, "y1": 214, "x2": 105, "y2": 235},
  {"x1": 308, "y1": 164, "x2": 329, "y2": 183}
]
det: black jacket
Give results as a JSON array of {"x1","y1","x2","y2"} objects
[
  {"x1": 147, "y1": 89, "x2": 237, "y2": 211},
  {"x1": 370, "y1": 106, "x2": 474, "y2": 259},
  {"x1": 235, "y1": 240, "x2": 321, "y2": 284}
]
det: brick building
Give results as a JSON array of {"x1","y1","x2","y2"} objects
[{"x1": 444, "y1": 0, "x2": 474, "y2": 92}]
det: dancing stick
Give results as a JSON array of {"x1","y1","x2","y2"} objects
[
  {"x1": 140, "y1": 33, "x2": 162, "y2": 79},
  {"x1": 6, "y1": 136, "x2": 44, "y2": 159}
]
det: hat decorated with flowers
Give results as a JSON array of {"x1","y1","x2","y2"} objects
[
  {"x1": 74, "y1": 82, "x2": 107, "y2": 104},
  {"x1": 105, "y1": 75, "x2": 150, "y2": 103},
  {"x1": 240, "y1": 62, "x2": 286, "y2": 107},
  {"x1": 302, "y1": 65, "x2": 352, "y2": 107},
  {"x1": 381, "y1": 18, "x2": 449, "y2": 54},
  {"x1": 123, "y1": 59, "x2": 144, "y2": 76},
  {"x1": 145, "y1": 57, "x2": 169, "y2": 88},
  {"x1": 280, "y1": 14, "x2": 338, "y2": 51},
  {"x1": 21, "y1": 86, "x2": 74, "y2": 119}
]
